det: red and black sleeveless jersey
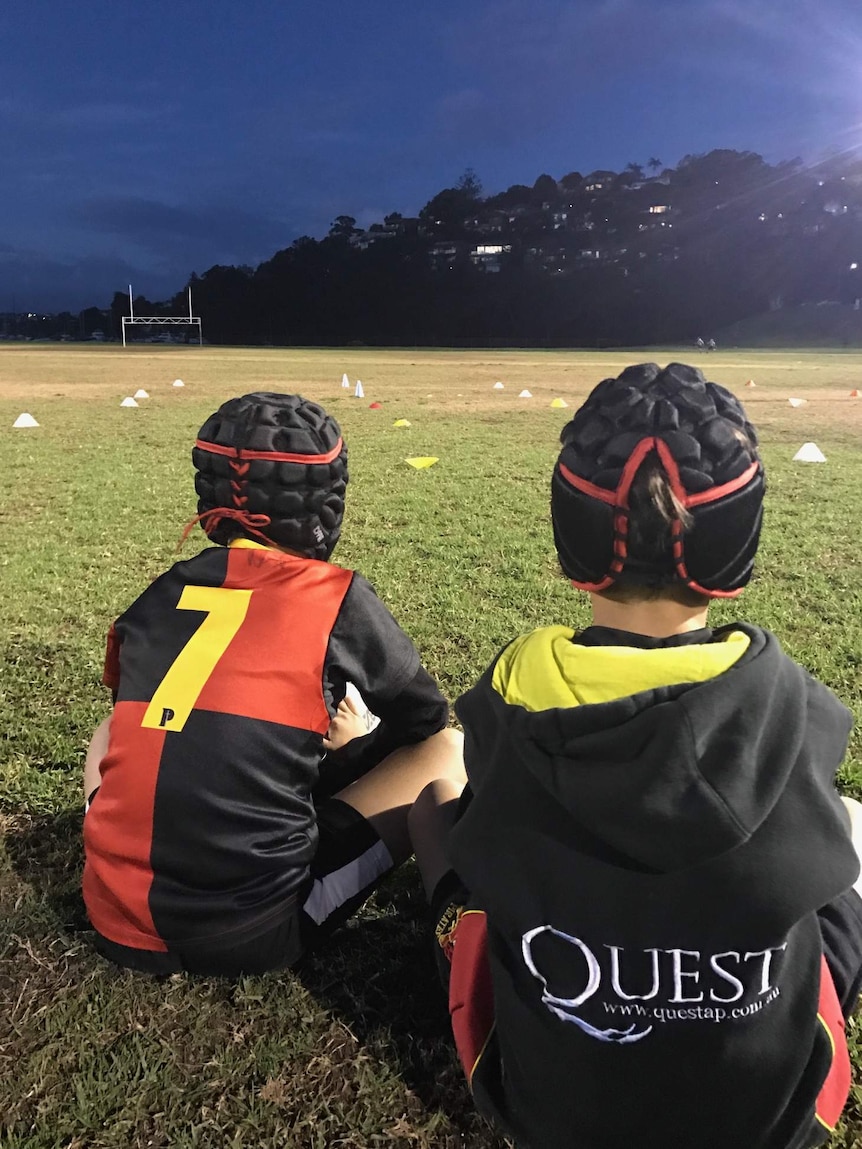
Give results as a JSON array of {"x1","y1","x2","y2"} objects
[{"x1": 83, "y1": 540, "x2": 435, "y2": 953}]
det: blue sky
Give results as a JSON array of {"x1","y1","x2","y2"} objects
[{"x1": 4, "y1": 0, "x2": 862, "y2": 310}]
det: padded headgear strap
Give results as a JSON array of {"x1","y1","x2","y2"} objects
[{"x1": 551, "y1": 363, "x2": 765, "y2": 597}]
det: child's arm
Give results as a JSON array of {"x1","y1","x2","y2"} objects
[
  {"x1": 323, "y1": 574, "x2": 450, "y2": 759},
  {"x1": 84, "y1": 713, "x2": 112, "y2": 800},
  {"x1": 319, "y1": 665, "x2": 448, "y2": 793},
  {"x1": 322, "y1": 695, "x2": 368, "y2": 751},
  {"x1": 84, "y1": 618, "x2": 122, "y2": 801}
]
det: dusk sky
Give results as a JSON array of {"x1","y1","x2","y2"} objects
[{"x1": 4, "y1": 0, "x2": 862, "y2": 311}]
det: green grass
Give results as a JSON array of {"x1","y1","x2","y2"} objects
[{"x1": 2, "y1": 345, "x2": 862, "y2": 1146}]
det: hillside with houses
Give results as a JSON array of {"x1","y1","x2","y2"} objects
[{"x1": 11, "y1": 149, "x2": 862, "y2": 347}]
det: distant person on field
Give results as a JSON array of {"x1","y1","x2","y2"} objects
[
  {"x1": 409, "y1": 363, "x2": 861, "y2": 1149},
  {"x1": 707, "y1": 337, "x2": 717, "y2": 351},
  {"x1": 695, "y1": 336, "x2": 705, "y2": 348},
  {"x1": 82, "y1": 392, "x2": 464, "y2": 976}
]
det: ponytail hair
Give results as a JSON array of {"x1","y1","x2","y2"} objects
[{"x1": 600, "y1": 453, "x2": 703, "y2": 606}]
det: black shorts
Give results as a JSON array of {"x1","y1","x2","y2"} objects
[{"x1": 89, "y1": 796, "x2": 394, "y2": 977}]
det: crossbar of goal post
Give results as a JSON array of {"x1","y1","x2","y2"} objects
[{"x1": 121, "y1": 285, "x2": 203, "y2": 347}]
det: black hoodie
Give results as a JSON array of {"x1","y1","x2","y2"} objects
[{"x1": 449, "y1": 623, "x2": 856, "y2": 1149}]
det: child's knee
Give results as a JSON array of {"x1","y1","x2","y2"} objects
[
  {"x1": 409, "y1": 776, "x2": 463, "y2": 833},
  {"x1": 437, "y1": 726, "x2": 464, "y2": 754},
  {"x1": 431, "y1": 727, "x2": 466, "y2": 784}
]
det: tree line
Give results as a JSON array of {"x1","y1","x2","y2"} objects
[{"x1": 30, "y1": 149, "x2": 862, "y2": 347}]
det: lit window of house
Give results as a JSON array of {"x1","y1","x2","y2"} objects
[{"x1": 649, "y1": 205, "x2": 670, "y2": 214}]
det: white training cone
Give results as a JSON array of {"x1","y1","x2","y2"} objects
[
  {"x1": 13, "y1": 412, "x2": 39, "y2": 428},
  {"x1": 173, "y1": 379, "x2": 185, "y2": 388},
  {"x1": 341, "y1": 372, "x2": 350, "y2": 389},
  {"x1": 120, "y1": 397, "x2": 139, "y2": 408},
  {"x1": 493, "y1": 381, "x2": 504, "y2": 390},
  {"x1": 354, "y1": 381, "x2": 364, "y2": 398},
  {"x1": 519, "y1": 389, "x2": 532, "y2": 398},
  {"x1": 133, "y1": 389, "x2": 149, "y2": 399},
  {"x1": 745, "y1": 379, "x2": 756, "y2": 388},
  {"x1": 788, "y1": 397, "x2": 807, "y2": 408},
  {"x1": 793, "y1": 442, "x2": 826, "y2": 462}
]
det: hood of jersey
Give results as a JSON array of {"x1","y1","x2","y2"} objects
[
  {"x1": 450, "y1": 625, "x2": 857, "y2": 1149},
  {"x1": 456, "y1": 623, "x2": 853, "y2": 882}
]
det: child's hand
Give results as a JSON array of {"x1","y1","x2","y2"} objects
[{"x1": 323, "y1": 695, "x2": 369, "y2": 752}]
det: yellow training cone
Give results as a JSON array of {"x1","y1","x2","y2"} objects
[
  {"x1": 550, "y1": 397, "x2": 568, "y2": 409},
  {"x1": 405, "y1": 457, "x2": 439, "y2": 469},
  {"x1": 393, "y1": 419, "x2": 412, "y2": 427}
]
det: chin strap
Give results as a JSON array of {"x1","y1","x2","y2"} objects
[{"x1": 177, "y1": 507, "x2": 273, "y2": 552}]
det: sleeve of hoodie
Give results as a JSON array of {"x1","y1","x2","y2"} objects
[{"x1": 321, "y1": 572, "x2": 449, "y2": 777}]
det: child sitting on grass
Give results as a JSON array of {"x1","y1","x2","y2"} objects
[
  {"x1": 410, "y1": 362, "x2": 862, "y2": 1149},
  {"x1": 82, "y1": 391, "x2": 464, "y2": 976}
]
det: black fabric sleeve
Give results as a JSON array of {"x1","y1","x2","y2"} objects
[
  {"x1": 317, "y1": 664, "x2": 450, "y2": 795},
  {"x1": 318, "y1": 573, "x2": 449, "y2": 791},
  {"x1": 324, "y1": 573, "x2": 424, "y2": 711}
]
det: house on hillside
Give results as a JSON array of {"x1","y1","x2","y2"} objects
[
  {"x1": 470, "y1": 243, "x2": 512, "y2": 272},
  {"x1": 473, "y1": 210, "x2": 509, "y2": 235},
  {"x1": 429, "y1": 241, "x2": 470, "y2": 270},
  {"x1": 583, "y1": 170, "x2": 617, "y2": 193}
]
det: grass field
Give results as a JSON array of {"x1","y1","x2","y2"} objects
[{"x1": 2, "y1": 343, "x2": 862, "y2": 1148}]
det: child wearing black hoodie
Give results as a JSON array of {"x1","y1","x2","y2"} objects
[{"x1": 409, "y1": 362, "x2": 862, "y2": 1149}]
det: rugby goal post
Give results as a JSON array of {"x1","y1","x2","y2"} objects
[{"x1": 121, "y1": 285, "x2": 203, "y2": 347}]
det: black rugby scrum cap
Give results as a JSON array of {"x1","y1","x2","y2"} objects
[
  {"x1": 551, "y1": 362, "x2": 765, "y2": 598},
  {"x1": 191, "y1": 392, "x2": 348, "y2": 560}
]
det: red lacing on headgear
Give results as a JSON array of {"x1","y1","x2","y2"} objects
[
  {"x1": 228, "y1": 456, "x2": 251, "y2": 507},
  {"x1": 177, "y1": 507, "x2": 273, "y2": 551}
]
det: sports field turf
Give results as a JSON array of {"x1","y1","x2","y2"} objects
[{"x1": 2, "y1": 344, "x2": 861, "y2": 1148}]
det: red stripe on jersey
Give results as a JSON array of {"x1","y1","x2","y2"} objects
[
  {"x1": 814, "y1": 954, "x2": 851, "y2": 1131},
  {"x1": 448, "y1": 910, "x2": 495, "y2": 1087},
  {"x1": 103, "y1": 623, "x2": 121, "y2": 693},
  {"x1": 82, "y1": 701, "x2": 167, "y2": 951},
  {"x1": 193, "y1": 547, "x2": 353, "y2": 732}
]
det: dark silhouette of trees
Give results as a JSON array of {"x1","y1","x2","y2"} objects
[
  {"x1": 532, "y1": 174, "x2": 559, "y2": 204},
  {"x1": 329, "y1": 215, "x2": 359, "y2": 239},
  {"x1": 70, "y1": 148, "x2": 862, "y2": 348}
]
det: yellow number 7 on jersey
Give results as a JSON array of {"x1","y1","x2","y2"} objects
[{"x1": 141, "y1": 586, "x2": 253, "y2": 733}]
